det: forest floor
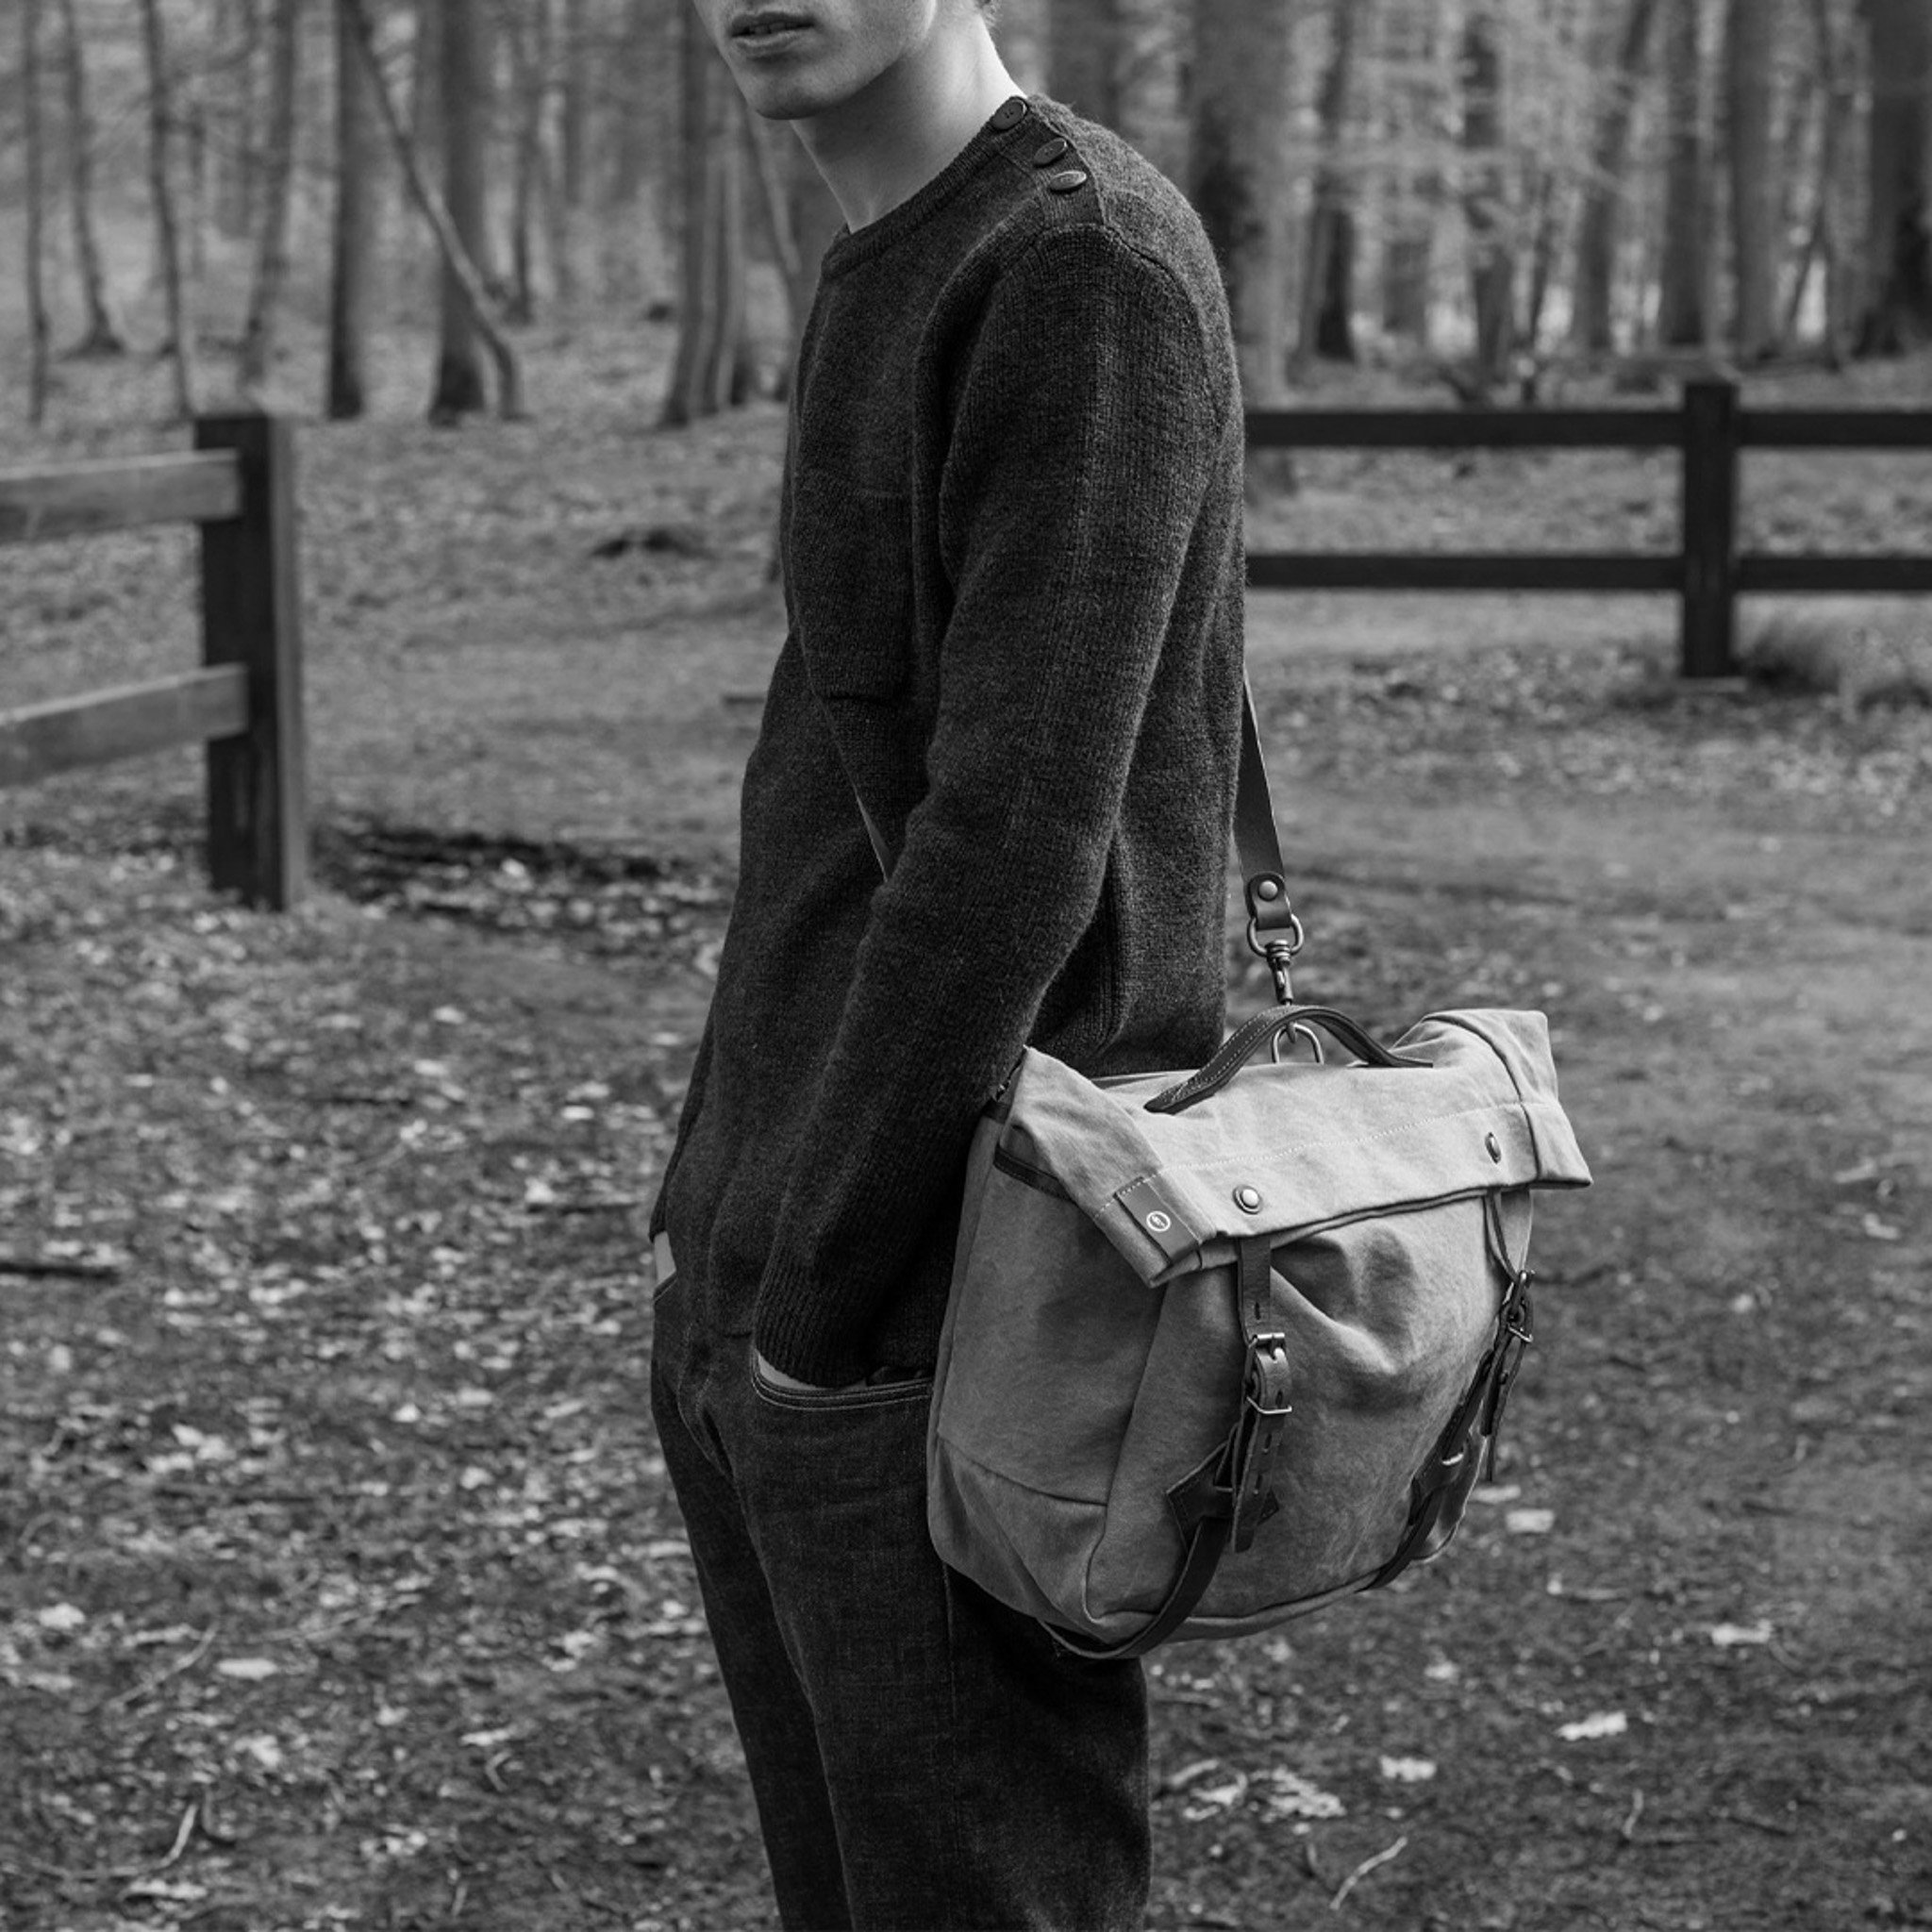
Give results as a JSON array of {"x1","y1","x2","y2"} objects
[{"x1": 3, "y1": 326, "x2": 1931, "y2": 1931}]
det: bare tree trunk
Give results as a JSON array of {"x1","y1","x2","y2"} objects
[
  {"x1": 1299, "y1": 0, "x2": 1368, "y2": 366},
  {"x1": 405, "y1": 0, "x2": 441, "y2": 306},
  {"x1": 1460, "y1": 6, "x2": 1514, "y2": 394},
  {"x1": 1788, "y1": 0, "x2": 1852, "y2": 358},
  {"x1": 1725, "y1": 0, "x2": 1779, "y2": 358},
  {"x1": 326, "y1": 0, "x2": 379, "y2": 417},
  {"x1": 551, "y1": 0, "x2": 587, "y2": 304},
  {"x1": 663, "y1": 19, "x2": 754, "y2": 425},
  {"x1": 54, "y1": 0, "x2": 125, "y2": 357},
  {"x1": 341, "y1": 0, "x2": 524, "y2": 418},
  {"x1": 1379, "y1": 0, "x2": 1441, "y2": 347},
  {"x1": 506, "y1": 0, "x2": 548, "y2": 325},
  {"x1": 24, "y1": 0, "x2": 52, "y2": 425},
  {"x1": 610, "y1": 0, "x2": 652, "y2": 210},
  {"x1": 1191, "y1": 0, "x2": 1297, "y2": 493},
  {"x1": 1572, "y1": 0, "x2": 1661, "y2": 353},
  {"x1": 1856, "y1": 0, "x2": 1932, "y2": 355},
  {"x1": 433, "y1": 0, "x2": 491, "y2": 420},
  {"x1": 238, "y1": 0, "x2": 304, "y2": 392},
  {"x1": 1112, "y1": 0, "x2": 1184, "y2": 178},
  {"x1": 211, "y1": 0, "x2": 261, "y2": 241},
  {"x1": 139, "y1": 0, "x2": 198, "y2": 419},
  {"x1": 559, "y1": 0, "x2": 590, "y2": 207},
  {"x1": 409, "y1": 0, "x2": 441, "y2": 159},
  {"x1": 1521, "y1": 163, "x2": 1564, "y2": 358},
  {"x1": 1656, "y1": 0, "x2": 1707, "y2": 346},
  {"x1": 1048, "y1": 0, "x2": 1115, "y2": 124}
]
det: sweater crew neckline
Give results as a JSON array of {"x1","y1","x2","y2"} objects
[{"x1": 818, "y1": 95, "x2": 1041, "y2": 280}]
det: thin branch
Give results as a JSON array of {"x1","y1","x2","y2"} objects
[
  {"x1": 1330, "y1": 1834, "x2": 1407, "y2": 1910},
  {"x1": 339, "y1": 0, "x2": 525, "y2": 420}
]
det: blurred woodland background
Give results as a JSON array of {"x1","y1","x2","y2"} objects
[{"x1": 7, "y1": 0, "x2": 1932, "y2": 436}]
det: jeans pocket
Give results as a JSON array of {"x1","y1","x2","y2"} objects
[{"x1": 746, "y1": 1341, "x2": 934, "y2": 1414}]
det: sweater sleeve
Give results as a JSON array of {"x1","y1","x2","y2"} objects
[{"x1": 752, "y1": 222, "x2": 1232, "y2": 1386}]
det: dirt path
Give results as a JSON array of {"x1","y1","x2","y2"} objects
[{"x1": 5, "y1": 463, "x2": 1928, "y2": 1924}]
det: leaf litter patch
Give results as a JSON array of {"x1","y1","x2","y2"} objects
[{"x1": 326, "y1": 821, "x2": 732, "y2": 962}]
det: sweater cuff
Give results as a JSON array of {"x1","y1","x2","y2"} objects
[{"x1": 752, "y1": 1256, "x2": 875, "y2": 1389}]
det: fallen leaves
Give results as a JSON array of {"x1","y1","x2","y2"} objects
[
  {"x1": 1557, "y1": 1710, "x2": 1629, "y2": 1742},
  {"x1": 0, "y1": 841, "x2": 719, "y2": 1924}
]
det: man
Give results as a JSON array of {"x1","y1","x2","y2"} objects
[{"x1": 648, "y1": 1, "x2": 1245, "y2": 1924}]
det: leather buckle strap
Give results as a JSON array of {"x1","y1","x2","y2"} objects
[
  {"x1": 1232, "y1": 1329, "x2": 1291, "y2": 1553},
  {"x1": 1231, "y1": 1237, "x2": 1291, "y2": 1553}
]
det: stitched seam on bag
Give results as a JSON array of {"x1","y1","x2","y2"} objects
[{"x1": 1169, "y1": 1102, "x2": 1518, "y2": 1177}]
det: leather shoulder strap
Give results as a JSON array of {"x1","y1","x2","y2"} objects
[{"x1": 854, "y1": 679, "x2": 1295, "y2": 941}]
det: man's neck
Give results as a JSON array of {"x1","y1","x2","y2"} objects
[{"x1": 792, "y1": 26, "x2": 1019, "y2": 232}]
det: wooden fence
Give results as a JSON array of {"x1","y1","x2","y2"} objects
[
  {"x1": 0, "y1": 414, "x2": 306, "y2": 909},
  {"x1": 1245, "y1": 378, "x2": 1932, "y2": 677}
]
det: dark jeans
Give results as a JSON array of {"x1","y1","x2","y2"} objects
[{"x1": 649, "y1": 1273, "x2": 1151, "y2": 1931}]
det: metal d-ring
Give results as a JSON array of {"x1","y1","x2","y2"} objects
[{"x1": 1271, "y1": 1020, "x2": 1324, "y2": 1066}]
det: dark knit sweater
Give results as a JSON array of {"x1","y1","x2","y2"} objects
[{"x1": 653, "y1": 95, "x2": 1246, "y2": 1387}]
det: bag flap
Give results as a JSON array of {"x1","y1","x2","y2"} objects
[{"x1": 995, "y1": 1008, "x2": 1591, "y2": 1287}]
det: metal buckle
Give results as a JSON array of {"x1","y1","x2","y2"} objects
[
  {"x1": 1243, "y1": 1333, "x2": 1292, "y2": 1416},
  {"x1": 1244, "y1": 908, "x2": 1305, "y2": 1006}
]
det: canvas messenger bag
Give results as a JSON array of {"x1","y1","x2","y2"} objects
[{"x1": 857, "y1": 688, "x2": 1591, "y2": 1659}]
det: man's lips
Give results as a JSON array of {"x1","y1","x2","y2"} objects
[{"x1": 731, "y1": 9, "x2": 812, "y2": 38}]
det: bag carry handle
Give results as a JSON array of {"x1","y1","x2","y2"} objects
[{"x1": 1145, "y1": 1002, "x2": 1424, "y2": 1114}]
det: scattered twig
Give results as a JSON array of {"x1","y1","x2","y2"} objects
[
  {"x1": 1716, "y1": 1808, "x2": 1797, "y2": 1838},
  {"x1": 1330, "y1": 1835, "x2": 1407, "y2": 1910},
  {"x1": 0, "y1": 1250, "x2": 122, "y2": 1281},
  {"x1": 152, "y1": 1799, "x2": 199, "y2": 1872},
  {"x1": 14, "y1": 1849, "x2": 146, "y2": 1886},
  {"x1": 108, "y1": 1623, "x2": 218, "y2": 1710},
  {"x1": 1619, "y1": 1789, "x2": 1645, "y2": 1844},
  {"x1": 525, "y1": 1195, "x2": 643, "y2": 1215}
]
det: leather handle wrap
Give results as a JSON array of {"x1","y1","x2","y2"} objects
[{"x1": 1145, "y1": 1004, "x2": 1424, "y2": 1115}]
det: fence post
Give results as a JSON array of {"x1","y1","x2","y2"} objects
[
  {"x1": 1679, "y1": 378, "x2": 1740, "y2": 678},
  {"x1": 194, "y1": 414, "x2": 307, "y2": 908}
]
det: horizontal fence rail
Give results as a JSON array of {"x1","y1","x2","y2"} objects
[
  {"x1": 1244, "y1": 380, "x2": 1932, "y2": 676},
  {"x1": 0, "y1": 668, "x2": 250, "y2": 788},
  {"x1": 0, "y1": 451, "x2": 244, "y2": 545},
  {"x1": 0, "y1": 417, "x2": 307, "y2": 908}
]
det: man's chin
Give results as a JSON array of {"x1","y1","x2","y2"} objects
[{"x1": 737, "y1": 76, "x2": 841, "y2": 121}]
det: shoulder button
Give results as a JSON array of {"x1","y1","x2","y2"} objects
[
  {"x1": 991, "y1": 97, "x2": 1028, "y2": 131},
  {"x1": 1045, "y1": 168, "x2": 1090, "y2": 195},
  {"x1": 1032, "y1": 136, "x2": 1071, "y2": 167}
]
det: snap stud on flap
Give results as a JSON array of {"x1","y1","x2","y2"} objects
[
  {"x1": 1485, "y1": 1132, "x2": 1503, "y2": 1162},
  {"x1": 1235, "y1": 1185, "x2": 1263, "y2": 1213}
]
